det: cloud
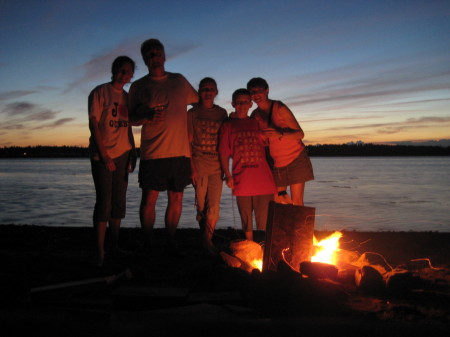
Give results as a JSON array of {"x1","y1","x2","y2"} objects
[
  {"x1": 63, "y1": 37, "x2": 200, "y2": 94},
  {"x1": 33, "y1": 117, "x2": 76, "y2": 130},
  {"x1": 319, "y1": 116, "x2": 450, "y2": 135},
  {"x1": 1, "y1": 101, "x2": 59, "y2": 121},
  {"x1": 28, "y1": 109, "x2": 58, "y2": 121},
  {"x1": 0, "y1": 100, "x2": 67, "y2": 131},
  {"x1": 1, "y1": 101, "x2": 36, "y2": 115},
  {"x1": 0, "y1": 90, "x2": 36, "y2": 101},
  {"x1": 280, "y1": 52, "x2": 450, "y2": 115}
]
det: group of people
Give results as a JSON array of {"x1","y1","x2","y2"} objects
[{"x1": 88, "y1": 38, "x2": 314, "y2": 266}]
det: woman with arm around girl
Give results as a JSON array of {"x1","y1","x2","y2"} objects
[{"x1": 247, "y1": 77, "x2": 314, "y2": 206}]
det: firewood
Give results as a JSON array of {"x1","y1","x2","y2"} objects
[
  {"x1": 337, "y1": 268, "x2": 357, "y2": 285},
  {"x1": 299, "y1": 261, "x2": 338, "y2": 280},
  {"x1": 219, "y1": 251, "x2": 242, "y2": 269},
  {"x1": 277, "y1": 259, "x2": 302, "y2": 280},
  {"x1": 229, "y1": 239, "x2": 263, "y2": 265},
  {"x1": 384, "y1": 268, "x2": 418, "y2": 292},
  {"x1": 355, "y1": 266, "x2": 384, "y2": 292},
  {"x1": 355, "y1": 252, "x2": 392, "y2": 275}
]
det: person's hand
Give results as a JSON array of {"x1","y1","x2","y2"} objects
[
  {"x1": 225, "y1": 175, "x2": 234, "y2": 189},
  {"x1": 136, "y1": 105, "x2": 154, "y2": 120},
  {"x1": 261, "y1": 128, "x2": 279, "y2": 139},
  {"x1": 152, "y1": 105, "x2": 167, "y2": 123},
  {"x1": 128, "y1": 153, "x2": 137, "y2": 173},
  {"x1": 103, "y1": 155, "x2": 116, "y2": 172},
  {"x1": 191, "y1": 169, "x2": 198, "y2": 187}
]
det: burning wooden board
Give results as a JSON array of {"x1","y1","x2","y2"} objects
[{"x1": 263, "y1": 201, "x2": 315, "y2": 272}]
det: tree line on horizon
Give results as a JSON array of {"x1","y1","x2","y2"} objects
[{"x1": 0, "y1": 144, "x2": 449, "y2": 158}]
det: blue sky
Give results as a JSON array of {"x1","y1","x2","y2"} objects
[{"x1": 1, "y1": 0, "x2": 449, "y2": 147}]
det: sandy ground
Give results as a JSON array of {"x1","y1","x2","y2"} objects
[{"x1": 0, "y1": 225, "x2": 449, "y2": 336}]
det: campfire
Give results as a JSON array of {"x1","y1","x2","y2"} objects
[
  {"x1": 221, "y1": 202, "x2": 434, "y2": 297},
  {"x1": 221, "y1": 231, "x2": 343, "y2": 273}
]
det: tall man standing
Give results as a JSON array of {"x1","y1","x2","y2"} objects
[{"x1": 129, "y1": 39, "x2": 198, "y2": 254}]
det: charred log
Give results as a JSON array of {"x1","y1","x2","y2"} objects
[
  {"x1": 355, "y1": 266, "x2": 384, "y2": 293},
  {"x1": 300, "y1": 261, "x2": 339, "y2": 280}
]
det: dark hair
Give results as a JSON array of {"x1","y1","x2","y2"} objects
[
  {"x1": 111, "y1": 56, "x2": 135, "y2": 80},
  {"x1": 232, "y1": 88, "x2": 251, "y2": 102},
  {"x1": 141, "y1": 38, "x2": 165, "y2": 61},
  {"x1": 247, "y1": 77, "x2": 269, "y2": 90},
  {"x1": 199, "y1": 77, "x2": 217, "y2": 89}
]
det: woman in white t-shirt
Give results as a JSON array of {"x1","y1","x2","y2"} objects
[{"x1": 88, "y1": 56, "x2": 137, "y2": 267}]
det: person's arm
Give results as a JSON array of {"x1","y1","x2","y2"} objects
[
  {"x1": 218, "y1": 123, "x2": 234, "y2": 189},
  {"x1": 184, "y1": 75, "x2": 199, "y2": 107},
  {"x1": 127, "y1": 126, "x2": 137, "y2": 173},
  {"x1": 128, "y1": 81, "x2": 156, "y2": 126},
  {"x1": 278, "y1": 104, "x2": 305, "y2": 140},
  {"x1": 88, "y1": 89, "x2": 116, "y2": 171},
  {"x1": 187, "y1": 108, "x2": 198, "y2": 186},
  {"x1": 219, "y1": 152, "x2": 233, "y2": 189},
  {"x1": 262, "y1": 101, "x2": 304, "y2": 141}
]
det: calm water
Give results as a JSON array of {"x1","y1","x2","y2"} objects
[{"x1": 0, "y1": 157, "x2": 449, "y2": 232}]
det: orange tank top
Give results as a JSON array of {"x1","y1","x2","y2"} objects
[{"x1": 267, "y1": 101, "x2": 304, "y2": 168}]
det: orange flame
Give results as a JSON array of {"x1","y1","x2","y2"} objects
[{"x1": 311, "y1": 231, "x2": 342, "y2": 265}]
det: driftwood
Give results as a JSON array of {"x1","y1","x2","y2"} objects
[
  {"x1": 113, "y1": 286, "x2": 189, "y2": 310},
  {"x1": 30, "y1": 269, "x2": 132, "y2": 296},
  {"x1": 383, "y1": 268, "x2": 418, "y2": 292},
  {"x1": 354, "y1": 252, "x2": 392, "y2": 275},
  {"x1": 220, "y1": 251, "x2": 243, "y2": 269},
  {"x1": 355, "y1": 266, "x2": 384, "y2": 292},
  {"x1": 299, "y1": 261, "x2": 339, "y2": 280}
]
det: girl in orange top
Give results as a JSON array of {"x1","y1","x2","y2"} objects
[{"x1": 247, "y1": 77, "x2": 314, "y2": 206}]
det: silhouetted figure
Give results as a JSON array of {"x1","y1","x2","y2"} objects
[
  {"x1": 219, "y1": 89, "x2": 276, "y2": 241},
  {"x1": 247, "y1": 77, "x2": 314, "y2": 206},
  {"x1": 88, "y1": 56, "x2": 137, "y2": 266},
  {"x1": 188, "y1": 77, "x2": 228, "y2": 255},
  {"x1": 128, "y1": 39, "x2": 198, "y2": 255}
]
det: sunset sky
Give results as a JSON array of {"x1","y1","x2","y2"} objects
[{"x1": 1, "y1": 0, "x2": 449, "y2": 147}]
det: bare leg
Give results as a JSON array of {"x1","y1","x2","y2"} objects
[
  {"x1": 290, "y1": 182, "x2": 305, "y2": 206},
  {"x1": 140, "y1": 189, "x2": 159, "y2": 247},
  {"x1": 165, "y1": 190, "x2": 183, "y2": 246},
  {"x1": 94, "y1": 221, "x2": 107, "y2": 266},
  {"x1": 236, "y1": 196, "x2": 254, "y2": 241},
  {"x1": 109, "y1": 218, "x2": 121, "y2": 250},
  {"x1": 275, "y1": 186, "x2": 292, "y2": 204}
]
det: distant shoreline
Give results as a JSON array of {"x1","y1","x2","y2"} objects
[{"x1": 1, "y1": 144, "x2": 449, "y2": 158}]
